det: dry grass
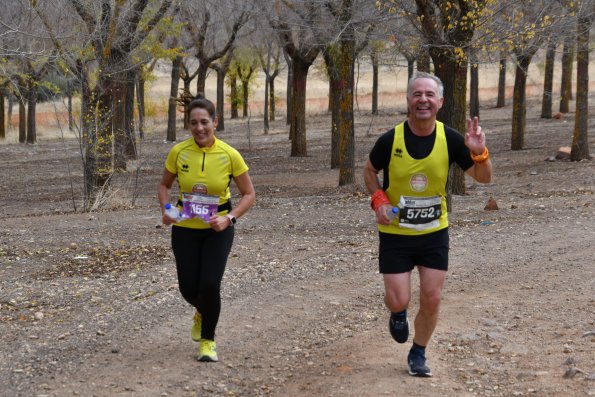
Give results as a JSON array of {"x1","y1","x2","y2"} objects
[{"x1": 3, "y1": 54, "x2": 594, "y2": 144}]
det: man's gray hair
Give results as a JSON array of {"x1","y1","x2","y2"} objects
[{"x1": 407, "y1": 72, "x2": 444, "y2": 98}]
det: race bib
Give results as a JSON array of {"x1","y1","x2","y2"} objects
[
  {"x1": 181, "y1": 193, "x2": 220, "y2": 222},
  {"x1": 398, "y1": 195, "x2": 442, "y2": 230}
]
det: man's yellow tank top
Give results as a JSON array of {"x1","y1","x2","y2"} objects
[{"x1": 378, "y1": 121, "x2": 449, "y2": 236}]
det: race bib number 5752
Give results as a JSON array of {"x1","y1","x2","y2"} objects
[{"x1": 398, "y1": 195, "x2": 442, "y2": 230}]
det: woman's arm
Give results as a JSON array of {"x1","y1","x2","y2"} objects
[
  {"x1": 158, "y1": 169, "x2": 177, "y2": 225},
  {"x1": 209, "y1": 171, "x2": 256, "y2": 231}
]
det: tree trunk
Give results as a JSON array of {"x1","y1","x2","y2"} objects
[
  {"x1": 327, "y1": 79, "x2": 333, "y2": 113},
  {"x1": 433, "y1": 55, "x2": 468, "y2": 197},
  {"x1": 79, "y1": 62, "x2": 96, "y2": 209},
  {"x1": 289, "y1": 57, "x2": 311, "y2": 157},
  {"x1": 496, "y1": 55, "x2": 506, "y2": 108},
  {"x1": 136, "y1": 75, "x2": 145, "y2": 139},
  {"x1": 94, "y1": 80, "x2": 117, "y2": 187},
  {"x1": 230, "y1": 76, "x2": 238, "y2": 119},
  {"x1": 210, "y1": 53, "x2": 233, "y2": 132},
  {"x1": 541, "y1": 40, "x2": 556, "y2": 119},
  {"x1": 559, "y1": 37, "x2": 574, "y2": 113},
  {"x1": 371, "y1": 50, "x2": 378, "y2": 115},
  {"x1": 0, "y1": 91, "x2": 5, "y2": 139},
  {"x1": 338, "y1": 23, "x2": 355, "y2": 186},
  {"x1": 182, "y1": 78, "x2": 192, "y2": 130},
  {"x1": 269, "y1": 75, "x2": 276, "y2": 121},
  {"x1": 68, "y1": 91, "x2": 74, "y2": 132},
  {"x1": 167, "y1": 56, "x2": 181, "y2": 142},
  {"x1": 242, "y1": 81, "x2": 248, "y2": 117},
  {"x1": 125, "y1": 72, "x2": 137, "y2": 154},
  {"x1": 18, "y1": 99, "x2": 26, "y2": 143},
  {"x1": 324, "y1": 49, "x2": 341, "y2": 168},
  {"x1": 112, "y1": 78, "x2": 129, "y2": 171},
  {"x1": 284, "y1": 51, "x2": 293, "y2": 126},
  {"x1": 214, "y1": 67, "x2": 226, "y2": 132},
  {"x1": 571, "y1": 16, "x2": 590, "y2": 161},
  {"x1": 196, "y1": 63, "x2": 208, "y2": 95},
  {"x1": 469, "y1": 61, "x2": 479, "y2": 118},
  {"x1": 238, "y1": 66, "x2": 254, "y2": 118},
  {"x1": 263, "y1": 60, "x2": 270, "y2": 134},
  {"x1": 406, "y1": 56, "x2": 415, "y2": 80},
  {"x1": 417, "y1": 49, "x2": 431, "y2": 73},
  {"x1": 113, "y1": 68, "x2": 137, "y2": 171},
  {"x1": 26, "y1": 85, "x2": 37, "y2": 144},
  {"x1": 7, "y1": 94, "x2": 13, "y2": 130},
  {"x1": 511, "y1": 55, "x2": 532, "y2": 150},
  {"x1": 330, "y1": 72, "x2": 341, "y2": 168}
]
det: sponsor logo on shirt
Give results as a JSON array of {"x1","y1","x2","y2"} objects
[{"x1": 410, "y1": 173, "x2": 428, "y2": 192}]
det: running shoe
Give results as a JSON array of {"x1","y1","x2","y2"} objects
[
  {"x1": 408, "y1": 349, "x2": 432, "y2": 377},
  {"x1": 191, "y1": 312, "x2": 202, "y2": 342},
  {"x1": 197, "y1": 339, "x2": 218, "y2": 362},
  {"x1": 389, "y1": 316, "x2": 409, "y2": 343}
]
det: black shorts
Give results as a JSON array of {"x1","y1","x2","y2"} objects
[{"x1": 378, "y1": 228, "x2": 449, "y2": 274}]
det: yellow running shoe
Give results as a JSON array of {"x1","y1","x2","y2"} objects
[
  {"x1": 197, "y1": 339, "x2": 218, "y2": 362},
  {"x1": 191, "y1": 312, "x2": 202, "y2": 342}
]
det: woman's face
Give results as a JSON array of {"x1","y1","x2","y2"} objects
[{"x1": 189, "y1": 107, "x2": 218, "y2": 148}]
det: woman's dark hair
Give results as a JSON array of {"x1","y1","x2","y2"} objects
[{"x1": 178, "y1": 91, "x2": 216, "y2": 120}]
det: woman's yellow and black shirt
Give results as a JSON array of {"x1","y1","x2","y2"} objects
[{"x1": 165, "y1": 136, "x2": 249, "y2": 229}]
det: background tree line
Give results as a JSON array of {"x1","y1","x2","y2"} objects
[{"x1": 0, "y1": 0, "x2": 592, "y2": 211}]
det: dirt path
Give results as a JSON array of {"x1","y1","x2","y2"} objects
[{"x1": 1, "y1": 102, "x2": 594, "y2": 396}]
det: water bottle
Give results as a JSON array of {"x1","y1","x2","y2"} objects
[
  {"x1": 163, "y1": 203, "x2": 182, "y2": 222},
  {"x1": 386, "y1": 206, "x2": 399, "y2": 222}
]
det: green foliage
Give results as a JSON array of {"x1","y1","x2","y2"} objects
[
  {"x1": 134, "y1": 15, "x2": 186, "y2": 65},
  {"x1": 226, "y1": 49, "x2": 260, "y2": 106}
]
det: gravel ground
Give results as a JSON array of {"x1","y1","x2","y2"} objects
[{"x1": 1, "y1": 101, "x2": 594, "y2": 396}]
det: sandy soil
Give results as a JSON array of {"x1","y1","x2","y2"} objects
[{"x1": 1, "y1": 63, "x2": 594, "y2": 397}]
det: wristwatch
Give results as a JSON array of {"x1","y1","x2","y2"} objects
[{"x1": 225, "y1": 214, "x2": 237, "y2": 226}]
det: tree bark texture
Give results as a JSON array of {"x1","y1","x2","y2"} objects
[
  {"x1": 211, "y1": 52, "x2": 233, "y2": 131},
  {"x1": 406, "y1": 57, "x2": 415, "y2": 80},
  {"x1": 416, "y1": 0, "x2": 480, "y2": 199},
  {"x1": 541, "y1": 41, "x2": 556, "y2": 119},
  {"x1": 511, "y1": 55, "x2": 532, "y2": 150},
  {"x1": 323, "y1": 48, "x2": 341, "y2": 168},
  {"x1": 371, "y1": 51, "x2": 378, "y2": 115},
  {"x1": 18, "y1": 100, "x2": 26, "y2": 143},
  {"x1": 270, "y1": 74, "x2": 277, "y2": 121},
  {"x1": 559, "y1": 37, "x2": 574, "y2": 113},
  {"x1": 0, "y1": 91, "x2": 5, "y2": 139},
  {"x1": 136, "y1": 74, "x2": 145, "y2": 139},
  {"x1": 496, "y1": 56, "x2": 506, "y2": 108},
  {"x1": 289, "y1": 57, "x2": 312, "y2": 157},
  {"x1": 337, "y1": 21, "x2": 356, "y2": 186},
  {"x1": 26, "y1": 84, "x2": 37, "y2": 144},
  {"x1": 571, "y1": 16, "x2": 590, "y2": 161},
  {"x1": 330, "y1": 73, "x2": 341, "y2": 168},
  {"x1": 416, "y1": 49, "x2": 431, "y2": 73},
  {"x1": 435, "y1": 59, "x2": 468, "y2": 197},
  {"x1": 7, "y1": 94, "x2": 13, "y2": 130},
  {"x1": 284, "y1": 50, "x2": 293, "y2": 126},
  {"x1": 230, "y1": 76, "x2": 238, "y2": 119},
  {"x1": 167, "y1": 56, "x2": 181, "y2": 141},
  {"x1": 469, "y1": 61, "x2": 479, "y2": 118}
]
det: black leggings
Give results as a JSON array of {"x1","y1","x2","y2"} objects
[{"x1": 171, "y1": 225, "x2": 234, "y2": 340}]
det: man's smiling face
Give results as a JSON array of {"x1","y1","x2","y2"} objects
[{"x1": 407, "y1": 78, "x2": 444, "y2": 122}]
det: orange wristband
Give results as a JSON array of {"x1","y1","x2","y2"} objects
[
  {"x1": 471, "y1": 147, "x2": 489, "y2": 164},
  {"x1": 370, "y1": 189, "x2": 390, "y2": 211}
]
